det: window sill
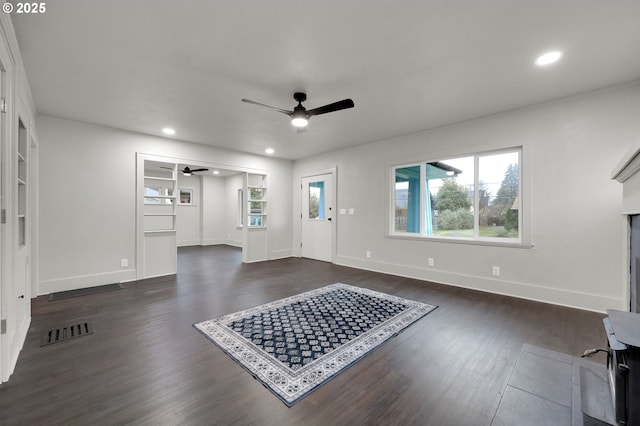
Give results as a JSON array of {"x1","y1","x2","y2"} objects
[{"x1": 386, "y1": 233, "x2": 533, "y2": 249}]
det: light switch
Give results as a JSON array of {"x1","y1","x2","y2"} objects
[{"x1": 348, "y1": 208, "x2": 355, "y2": 215}]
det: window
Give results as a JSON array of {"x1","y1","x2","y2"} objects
[
  {"x1": 144, "y1": 186, "x2": 173, "y2": 204},
  {"x1": 391, "y1": 148, "x2": 521, "y2": 242},
  {"x1": 308, "y1": 181, "x2": 325, "y2": 220}
]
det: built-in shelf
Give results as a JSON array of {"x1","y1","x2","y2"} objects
[
  {"x1": 144, "y1": 164, "x2": 177, "y2": 233},
  {"x1": 143, "y1": 176, "x2": 175, "y2": 181},
  {"x1": 18, "y1": 118, "x2": 27, "y2": 247},
  {"x1": 247, "y1": 175, "x2": 267, "y2": 228}
]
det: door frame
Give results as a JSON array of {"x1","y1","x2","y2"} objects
[
  {"x1": 299, "y1": 167, "x2": 337, "y2": 263},
  {"x1": 135, "y1": 152, "x2": 270, "y2": 279}
]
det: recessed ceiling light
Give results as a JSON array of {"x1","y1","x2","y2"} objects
[
  {"x1": 535, "y1": 51, "x2": 563, "y2": 66},
  {"x1": 162, "y1": 127, "x2": 176, "y2": 135},
  {"x1": 265, "y1": 148, "x2": 275, "y2": 155},
  {"x1": 213, "y1": 170, "x2": 220, "y2": 175}
]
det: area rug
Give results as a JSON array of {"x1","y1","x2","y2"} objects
[{"x1": 193, "y1": 282, "x2": 437, "y2": 406}]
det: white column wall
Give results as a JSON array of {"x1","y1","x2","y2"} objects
[
  {"x1": 202, "y1": 175, "x2": 227, "y2": 246},
  {"x1": 176, "y1": 174, "x2": 202, "y2": 247}
]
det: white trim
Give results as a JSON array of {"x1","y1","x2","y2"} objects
[
  {"x1": 270, "y1": 248, "x2": 294, "y2": 260},
  {"x1": 612, "y1": 146, "x2": 640, "y2": 183},
  {"x1": 39, "y1": 269, "x2": 137, "y2": 296},
  {"x1": 334, "y1": 255, "x2": 624, "y2": 313},
  {"x1": 299, "y1": 167, "x2": 337, "y2": 262},
  {"x1": 177, "y1": 239, "x2": 205, "y2": 247}
]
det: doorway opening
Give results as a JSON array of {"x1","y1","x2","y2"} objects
[{"x1": 137, "y1": 154, "x2": 269, "y2": 280}]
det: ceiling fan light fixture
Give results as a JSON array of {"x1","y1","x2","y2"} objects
[
  {"x1": 535, "y1": 50, "x2": 563, "y2": 66},
  {"x1": 291, "y1": 117, "x2": 308, "y2": 127},
  {"x1": 291, "y1": 111, "x2": 308, "y2": 128}
]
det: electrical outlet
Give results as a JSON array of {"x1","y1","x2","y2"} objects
[
  {"x1": 366, "y1": 250, "x2": 371, "y2": 259},
  {"x1": 121, "y1": 258, "x2": 128, "y2": 268},
  {"x1": 428, "y1": 258, "x2": 434, "y2": 267},
  {"x1": 492, "y1": 266, "x2": 501, "y2": 276}
]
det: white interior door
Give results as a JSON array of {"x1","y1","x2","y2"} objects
[{"x1": 301, "y1": 173, "x2": 334, "y2": 262}]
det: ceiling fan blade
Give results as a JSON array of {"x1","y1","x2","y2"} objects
[
  {"x1": 190, "y1": 168, "x2": 209, "y2": 173},
  {"x1": 307, "y1": 99, "x2": 354, "y2": 116},
  {"x1": 241, "y1": 98, "x2": 293, "y2": 116}
]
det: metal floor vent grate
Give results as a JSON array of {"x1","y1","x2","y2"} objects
[{"x1": 40, "y1": 322, "x2": 95, "y2": 346}]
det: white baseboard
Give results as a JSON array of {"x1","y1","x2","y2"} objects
[
  {"x1": 200, "y1": 239, "x2": 226, "y2": 246},
  {"x1": 38, "y1": 268, "x2": 137, "y2": 296},
  {"x1": 334, "y1": 255, "x2": 624, "y2": 313},
  {"x1": 2, "y1": 316, "x2": 30, "y2": 383},
  {"x1": 177, "y1": 239, "x2": 203, "y2": 247},
  {"x1": 225, "y1": 239, "x2": 242, "y2": 248},
  {"x1": 270, "y1": 249, "x2": 294, "y2": 260}
]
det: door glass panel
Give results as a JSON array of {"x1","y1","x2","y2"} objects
[{"x1": 308, "y1": 181, "x2": 324, "y2": 220}]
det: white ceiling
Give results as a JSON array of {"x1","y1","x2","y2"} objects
[{"x1": 12, "y1": 0, "x2": 640, "y2": 160}]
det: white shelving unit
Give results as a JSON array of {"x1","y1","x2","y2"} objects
[
  {"x1": 247, "y1": 174, "x2": 267, "y2": 228},
  {"x1": 17, "y1": 119, "x2": 27, "y2": 248},
  {"x1": 138, "y1": 158, "x2": 179, "y2": 279},
  {"x1": 143, "y1": 165, "x2": 177, "y2": 233}
]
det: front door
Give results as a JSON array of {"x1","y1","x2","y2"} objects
[{"x1": 301, "y1": 173, "x2": 334, "y2": 262}]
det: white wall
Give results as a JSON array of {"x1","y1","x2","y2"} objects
[
  {"x1": 202, "y1": 175, "x2": 227, "y2": 246},
  {"x1": 293, "y1": 83, "x2": 640, "y2": 312},
  {"x1": 37, "y1": 116, "x2": 293, "y2": 294}
]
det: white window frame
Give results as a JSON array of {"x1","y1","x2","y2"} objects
[
  {"x1": 389, "y1": 147, "x2": 528, "y2": 247},
  {"x1": 237, "y1": 189, "x2": 244, "y2": 227}
]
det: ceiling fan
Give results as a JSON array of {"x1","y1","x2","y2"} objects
[
  {"x1": 180, "y1": 166, "x2": 208, "y2": 176},
  {"x1": 241, "y1": 92, "x2": 354, "y2": 129}
]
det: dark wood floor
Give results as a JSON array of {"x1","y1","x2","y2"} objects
[{"x1": 0, "y1": 246, "x2": 607, "y2": 425}]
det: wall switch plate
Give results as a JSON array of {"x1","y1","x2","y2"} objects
[
  {"x1": 339, "y1": 208, "x2": 347, "y2": 215},
  {"x1": 121, "y1": 259, "x2": 128, "y2": 268},
  {"x1": 366, "y1": 250, "x2": 371, "y2": 259},
  {"x1": 348, "y1": 208, "x2": 355, "y2": 215},
  {"x1": 428, "y1": 258, "x2": 434, "y2": 267},
  {"x1": 492, "y1": 266, "x2": 501, "y2": 276}
]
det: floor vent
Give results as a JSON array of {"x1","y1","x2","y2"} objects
[{"x1": 40, "y1": 322, "x2": 95, "y2": 346}]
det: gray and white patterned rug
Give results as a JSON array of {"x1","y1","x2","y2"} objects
[{"x1": 193, "y1": 283, "x2": 437, "y2": 406}]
